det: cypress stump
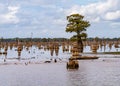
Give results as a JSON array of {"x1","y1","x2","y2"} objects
[{"x1": 67, "y1": 42, "x2": 79, "y2": 69}]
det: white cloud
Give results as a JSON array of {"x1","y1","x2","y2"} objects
[
  {"x1": 0, "y1": 0, "x2": 119, "y2": 38},
  {"x1": 105, "y1": 10, "x2": 120, "y2": 20},
  {"x1": 64, "y1": 0, "x2": 120, "y2": 22},
  {"x1": 0, "y1": 6, "x2": 20, "y2": 24},
  {"x1": 8, "y1": 6, "x2": 19, "y2": 14},
  {"x1": 96, "y1": 0, "x2": 118, "y2": 14}
]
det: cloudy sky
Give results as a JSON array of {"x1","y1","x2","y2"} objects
[{"x1": 0, "y1": 0, "x2": 120, "y2": 38}]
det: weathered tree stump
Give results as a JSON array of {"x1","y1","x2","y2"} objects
[{"x1": 66, "y1": 60, "x2": 79, "y2": 69}]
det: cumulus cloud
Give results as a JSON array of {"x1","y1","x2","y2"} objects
[
  {"x1": 65, "y1": 0, "x2": 120, "y2": 22},
  {"x1": 0, "y1": 0, "x2": 119, "y2": 38},
  {"x1": 0, "y1": 5, "x2": 20, "y2": 24},
  {"x1": 105, "y1": 10, "x2": 120, "y2": 20}
]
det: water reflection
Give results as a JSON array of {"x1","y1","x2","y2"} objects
[
  {"x1": 67, "y1": 60, "x2": 120, "y2": 86},
  {"x1": 0, "y1": 43, "x2": 120, "y2": 86},
  {"x1": 0, "y1": 59, "x2": 120, "y2": 86}
]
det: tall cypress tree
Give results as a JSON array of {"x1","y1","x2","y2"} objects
[{"x1": 66, "y1": 14, "x2": 90, "y2": 52}]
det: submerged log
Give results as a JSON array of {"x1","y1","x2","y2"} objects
[{"x1": 69, "y1": 56, "x2": 99, "y2": 60}]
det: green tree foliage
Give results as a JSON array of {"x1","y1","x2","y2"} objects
[{"x1": 66, "y1": 14, "x2": 90, "y2": 52}]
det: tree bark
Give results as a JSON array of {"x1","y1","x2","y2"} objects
[
  {"x1": 77, "y1": 32, "x2": 83, "y2": 53},
  {"x1": 77, "y1": 38, "x2": 83, "y2": 53}
]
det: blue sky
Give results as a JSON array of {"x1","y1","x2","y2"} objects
[{"x1": 0, "y1": 0, "x2": 120, "y2": 38}]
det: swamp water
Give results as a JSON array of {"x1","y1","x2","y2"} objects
[{"x1": 0, "y1": 46, "x2": 120, "y2": 86}]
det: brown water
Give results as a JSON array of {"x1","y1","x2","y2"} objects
[{"x1": 0, "y1": 58, "x2": 120, "y2": 86}]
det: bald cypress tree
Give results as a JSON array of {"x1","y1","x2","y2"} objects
[{"x1": 66, "y1": 14, "x2": 90, "y2": 52}]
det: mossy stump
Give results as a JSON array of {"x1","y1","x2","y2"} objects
[{"x1": 66, "y1": 60, "x2": 79, "y2": 69}]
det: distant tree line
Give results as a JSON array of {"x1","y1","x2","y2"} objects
[
  {"x1": 0, "y1": 37, "x2": 69, "y2": 42},
  {"x1": 87, "y1": 37, "x2": 120, "y2": 42},
  {"x1": 0, "y1": 37, "x2": 120, "y2": 42}
]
